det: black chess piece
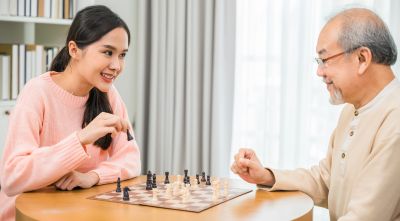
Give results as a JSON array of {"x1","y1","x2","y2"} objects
[
  {"x1": 201, "y1": 172, "x2": 206, "y2": 182},
  {"x1": 146, "y1": 171, "x2": 153, "y2": 190},
  {"x1": 164, "y1": 171, "x2": 170, "y2": 184},
  {"x1": 206, "y1": 175, "x2": 211, "y2": 185},
  {"x1": 196, "y1": 174, "x2": 200, "y2": 184},
  {"x1": 186, "y1": 176, "x2": 190, "y2": 185},
  {"x1": 183, "y1": 169, "x2": 188, "y2": 184},
  {"x1": 127, "y1": 129, "x2": 134, "y2": 141},
  {"x1": 116, "y1": 177, "x2": 121, "y2": 192},
  {"x1": 146, "y1": 181, "x2": 153, "y2": 190},
  {"x1": 123, "y1": 186, "x2": 130, "y2": 201},
  {"x1": 152, "y1": 173, "x2": 157, "y2": 188}
]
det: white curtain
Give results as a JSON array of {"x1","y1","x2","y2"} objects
[
  {"x1": 133, "y1": 0, "x2": 236, "y2": 176},
  {"x1": 231, "y1": 0, "x2": 400, "y2": 172}
]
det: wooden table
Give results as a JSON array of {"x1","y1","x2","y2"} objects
[{"x1": 16, "y1": 175, "x2": 314, "y2": 221}]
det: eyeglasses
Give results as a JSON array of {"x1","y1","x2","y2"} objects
[
  {"x1": 315, "y1": 51, "x2": 346, "y2": 67},
  {"x1": 315, "y1": 46, "x2": 361, "y2": 68}
]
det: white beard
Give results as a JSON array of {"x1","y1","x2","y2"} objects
[{"x1": 329, "y1": 86, "x2": 345, "y2": 105}]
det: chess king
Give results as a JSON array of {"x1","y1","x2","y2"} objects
[
  {"x1": 231, "y1": 8, "x2": 400, "y2": 220},
  {"x1": 0, "y1": 5, "x2": 141, "y2": 221}
]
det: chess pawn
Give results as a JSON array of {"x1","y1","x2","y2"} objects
[
  {"x1": 176, "y1": 175, "x2": 182, "y2": 184},
  {"x1": 206, "y1": 175, "x2": 211, "y2": 185},
  {"x1": 164, "y1": 171, "x2": 170, "y2": 184},
  {"x1": 201, "y1": 172, "x2": 206, "y2": 182},
  {"x1": 191, "y1": 178, "x2": 199, "y2": 190},
  {"x1": 223, "y1": 180, "x2": 229, "y2": 197},
  {"x1": 196, "y1": 174, "x2": 200, "y2": 184},
  {"x1": 173, "y1": 184, "x2": 180, "y2": 196},
  {"x1": 165, "y1": 184, "x2": 172, "y2": 198},
  {"x1": 212, "y1": 190, "x2": 218, "y2": 202},
  {"x1": 152, "y1": 188, "x2": 158, "y2": 201},
  {"x1": 152, "y1": 173, "x2": 157, "y2": 188},
  {"x1": 116, "y1": 177, "x2": 121, "y2": 192}
]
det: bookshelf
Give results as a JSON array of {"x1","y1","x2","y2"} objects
[{"x1": 0, "y1": 0, "x2": 96, "y2": 160}]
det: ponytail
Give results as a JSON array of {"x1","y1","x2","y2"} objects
[
  {"x1": 83, "y1": 88, "x2": 113, "y2": 150},
  {"x1": 50, "y1": 46, "x2": 70, "y2": 72}
]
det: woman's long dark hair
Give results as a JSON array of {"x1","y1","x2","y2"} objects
[{"x1": 50, "y1": 5, "x2": 131, "y2": 150}]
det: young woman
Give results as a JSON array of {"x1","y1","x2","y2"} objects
[{"x1": 0, "y1": 5, "x2": 141, "y2": 221}]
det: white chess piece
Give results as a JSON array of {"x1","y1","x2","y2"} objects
[
  {"x1": 152, "y1": 188, "x2": 158, "y2": 201},
  {"x1": 165, "y1": 183, "x2": 172, "y2": 198}
]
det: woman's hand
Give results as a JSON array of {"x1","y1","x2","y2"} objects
[
  {"x1": 55, "y1": 171, "x2": 100, "y2": 191},
  {"x1": 77, "y1": 112, "x2": 130, "y2": 145}
]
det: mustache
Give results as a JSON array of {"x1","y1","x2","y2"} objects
[{"x1": 322, "y1": 78, "x2": 333, "y2": 84}]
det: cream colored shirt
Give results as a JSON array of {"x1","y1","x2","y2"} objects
[{"x1": 265, "y1": 79, "x2": 400, "y2": 220}]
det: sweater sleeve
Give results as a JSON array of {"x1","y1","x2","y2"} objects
[
  {"x1": 91, "y1": 88, "x2": 141, "y2": 184},
  {"x1": 0, "y1": 91, "x2": 89, "y2": 196},
  {"x1": 338, "y1": 112, "x2": 400, "y2": 221},
  {"x1": 260, "y1": 131, "x2": 334, "y2": 208}
]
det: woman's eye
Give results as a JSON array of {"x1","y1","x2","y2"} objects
[
  {"x1": 104, "y1": 51, "x2": 112, "y2": 56},
  {"x1": 120, "y1": 53, "x2": 126, "y2": 58}
]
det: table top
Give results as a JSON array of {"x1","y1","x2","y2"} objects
[{"x1": 16, "y1": 175, "x2": 314, "y2": 221}]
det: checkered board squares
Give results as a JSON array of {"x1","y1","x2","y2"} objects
[{"x1": 88, "y1": 183, "x2": 252, "y2": 212}]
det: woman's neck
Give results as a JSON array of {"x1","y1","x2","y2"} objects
[{"x1": 51, "y1": 65, "x2": 92, "y2": 97}]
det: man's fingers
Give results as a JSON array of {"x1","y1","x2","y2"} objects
[{"x1": 238, "y1": 158, "x2": 260, "y2": 171}]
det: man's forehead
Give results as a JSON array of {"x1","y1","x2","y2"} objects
[{"x1": 316, "y1": 20, "x2": 342, "y2": 55}]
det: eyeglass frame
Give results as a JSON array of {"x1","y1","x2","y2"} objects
[{"x1": 315, "y1": 46, "x2": 361, "y2": 67}]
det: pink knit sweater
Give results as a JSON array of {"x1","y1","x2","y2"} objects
[{"x1": 0, "y1": 72, "x2": 141, "y2": 221}]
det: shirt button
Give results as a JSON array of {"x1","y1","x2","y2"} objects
[
  {"x1": 341, "y1": 153, "x2": 346, "y2": 159},
  {"x1": 354, "y1": 110, "x2": 359, "y2": 116},
  {"x1": 349, "y1": 131, "x2": 354, "y2": 136}
]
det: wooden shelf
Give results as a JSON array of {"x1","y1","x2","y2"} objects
[{"x1": 0, "y1": 16, "x2": 72, "y2": 25}]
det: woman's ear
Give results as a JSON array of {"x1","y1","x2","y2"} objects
[
  {"x1": 67, "y1": 41, "x2": 80, "y2": 59},
  {"x1": 357, "y1": 47, "x2": 372, "y2": 75}
]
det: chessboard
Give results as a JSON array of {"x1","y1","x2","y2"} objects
[{"x1": 88, "y1": 181, "x2": 252, "y2": 212}]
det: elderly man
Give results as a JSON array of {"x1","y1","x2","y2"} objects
[{"x1": 231, "y1": 8, "x2": 400, "y2": 220}]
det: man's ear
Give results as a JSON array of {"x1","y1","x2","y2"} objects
[
  {"x1": 357, "y1": 47, "x2": 372, "y2": 75},
  {"x1": 67, "y1": 41, "x2": 81, "y2": 59}
]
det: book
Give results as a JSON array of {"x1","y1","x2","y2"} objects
[{"x1": 0, "y1": 55, "x2": 11, "y2": 100}]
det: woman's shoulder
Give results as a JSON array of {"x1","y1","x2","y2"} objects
[{"x1": 18, "y1": 72, "x2": 52, "y2": 99}]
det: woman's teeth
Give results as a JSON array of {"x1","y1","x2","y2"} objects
[{"x1": 101, "y1": 73, "x2": 114, "y2": 79}]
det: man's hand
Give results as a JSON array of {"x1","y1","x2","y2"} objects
[
  {"x1": 230, "y1": 148, "x2": 275, "y2": 186},
  {"x1": 55, "y1": 171, "x2": 100, "y2": 191}
]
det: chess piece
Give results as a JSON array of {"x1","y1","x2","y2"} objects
[
  {"x1": 201, "y1": 172, "x2": 206, "y2": 182},
  {"x1": 123, "y1": 186, "x2": 130, "y2": 201},
  {"x1": 146, "y1": 172, "x2": 153, "y2": 190},
  {"x1": 152, "y1": 188, "x2": 158, "y2": 201},
  {"x1": 223, "y1": 180, "x2": 229, "y2": 197},
  {"x1": 116, "y1": 177, "x2": 121, "y2": 192},
  {"x1": 183, "y1": 169, "x2": 188, "y2": 184},
  {"x1": 196, "y1": 174, "x2": 200, "y2": 184},
  {"x1": 152, "y1": 173, "x2": 157, "y2": 188},
  {"x1": 206, "y1": 175, "x2": 211, "y2": 185},
  {"x1": 164, "y1": 171, "x2": 170, "y2": 184},
  {"x1": 127, "y1": 129, "x2": 134, "y2": 141},
  {"x1": 165, "y1": 183, "x2": 172, "y2": 198},
  {"x1": 176, "y1": 175, "x2": 182, "y2": 184}
]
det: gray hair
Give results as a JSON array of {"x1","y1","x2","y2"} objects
[{"x1": 333, "y1": 8, "x2": 397, "y2": 65}]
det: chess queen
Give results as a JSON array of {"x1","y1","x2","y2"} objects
[{"x1": 0, "y1": 5, "x2": 141, "y2": 221}]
